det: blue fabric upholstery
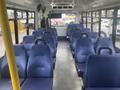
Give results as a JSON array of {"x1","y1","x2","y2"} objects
[
  {"x1": 37, "y1": 28, "x2": 46, "y2": 33},
  {"x1": 27, "y1": 44, "x2": 53, "y2": 78},
  {"x1": 70, "y1": 30, "x2": 90, "y2": 51},
  {"x1": 21, "y1": 78, "x2": 53, "y2": 90},
  {"x1": 0, "y1": 45, "x2": 27, "y2": 78},
  {"x1": 95, "y1": 38, "x2": 115, "y2": 55},
  {"x1": 23, "y1": 36, "x2": 35, "y2": 56},
  {"x1": 0, "y1": 79, "x2": 25, "y2": 90},
  {"x1": 67, "y1": 24, "x2": 84, "y2": 38},
  {"x1": 44, "y1": 32, "x2": 57, "y2": 58},
  {"x1": 76, "y1": 63, "x2": 86, "y2": 77},
  {"x1": 75, "y1": 37, "x2": 95, "y2": 63},
  {"x1": 48, "y1": 27, "x2": 57, "y2": 36},
  {"x1": 0, "y1": 45, "x2": 27, "y2": 90},
  {"x1": 89, "y1": 32, "x2": 99, "y2": 45},
  {"x1": 32, "y1": 30, "x2": 44, "y2": 39},
  {"x1": 74, "y1": 37, "x2": 95, "y2": 77},
  {"x1": 23, "y1": 36, "x2": 35, "y2": 44},
  {"x1": 84, "y1": 55, "x2": 120, "y2": 88},
  {"x1": 45, "y1": 30, "x2": 58, "y2": 47}
]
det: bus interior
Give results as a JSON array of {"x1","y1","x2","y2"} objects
[{"x1": 0, "y1": 0, "x2": 120, "y2": 90}]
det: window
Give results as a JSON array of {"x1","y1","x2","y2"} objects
[
  {"x1": 93, "y1": 12, "x2": 96, "y2": 17},
  {"x1": 96, "y1": 12, "x2": 99, "y2": 17},
  {"x1": 7, "y1": 9, "x2": 16, "y2": 44},
  {"x1": 18, "y1": 11, "x2": 27, "y2": 43},
  {"x1": 87, "y1": 12, "x2": 91, "y2": 30},
  {"x1": 0, "y1": 26, "x2": 5, "y2": 58},
  {"x1": 117, "y1": 9, "x2": 120, "y2": 17},
  {"x1": 101, "y1": 10, "x2": 106, "y2": 17},
  {"x1": 101, "y1": 18, "x2": 113, "y2": 37},
  {"x1": 107, "y1": 9, "x2": 114, "y2": 17},
  {"x1": 7, "y1": 9, "x2": 14, "y2": 19},
  {"x1": 51, "y1": 14, "x2": 76, "y2": 27},
  {"x1": 115, "y1": 19, "x2": 120, "y2": 48},
  {"x1": 23, "y1": 12, "x2": 27, "y2": 19},
  {"x1": 29, "y1": 12, "x2": 35, "y2": 35},
  {"x1": 93, "y1": 17, "x2": 99, "y2": 32},
  {"x1": 17, "y1": 11, "x2": 22, "y2": 19},
  {"x1": 115, "y1": 9, "x2": 120, "y2": 48}
]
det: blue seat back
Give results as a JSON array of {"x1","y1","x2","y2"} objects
[
  {"x1": 23, "y1": 36, "x2": 35, "y2": 44},
  {"x1": 23, "y1": 36, "x2": 35, "y2": 56},
  {"x1": 32, "y1": 30, "x2": 44, "y2": 39},
  {"x1": 37, "y1": 28, "x2": 46, "y2": 33},
  {"x1": 44, "y1": 32, "x2": 56, "y2": 58},
  {"x1": 67, "y1": 24, "x2": 84, "y2": 37},
  {"x1": 0, "y1": 45, "x2": 27, "y2": 78},
  {"x1": 27, "y1": 44, "x2": 53, "y2": 78},
  {"x1": 48, "y1": 27, "x2": 57, "y2": 36},
  {"x1": 45, "y1": 30, "x2": 57, "y2": 47},
  {"x1": 75, "y1": 37, "x2": 95, "y2": 63},
  {"x1": 70, "y1": 30, "x2": 90, "y2": 50},
  {"x1": 96, "y1": 38, "x2": 115, "y2": 54},
  {"x1": 88, "y1": 32, "x2": 99, "y2": 44},
  {"x1": 85, "y1": 55, "x2": 120, "y2": 87}
]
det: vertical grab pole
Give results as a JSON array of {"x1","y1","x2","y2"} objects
[{"x1": 0, "y1": 0, "x2": 21, "y2": 90}]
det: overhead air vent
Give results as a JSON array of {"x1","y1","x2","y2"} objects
[
  {"x1": 51, "y1": 3, "x2": 74, "y2": 10},
  {"x1": 52, "y1": 5, "x2": 74, "y2": 10}
]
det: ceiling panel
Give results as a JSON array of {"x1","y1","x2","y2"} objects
[{"x1": 6, "y1": 0, "x2": 120, "y2": 11}]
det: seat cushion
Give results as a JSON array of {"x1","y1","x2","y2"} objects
[
  {"x1": 21, "y1": 78, "x2": 53, "y2": 90},
  {"x1": 85, "y1": 88, "x2": 120, "y2": 90},
  {"x1": 76, "y1": 63, "x2": 86, "y2": 77},
  {"x1": 0, "y1": 79, "x2": 25, "y2": 90}
]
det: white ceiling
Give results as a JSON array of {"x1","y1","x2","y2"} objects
[{"x1": 6, "y1": 0, "x2": 120, "y2": 11}]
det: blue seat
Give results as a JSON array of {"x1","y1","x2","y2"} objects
[
  {"x1": 48, "y1": 27, "x2": 57, "y2": 37},
  {"x1": 46, "y1": 30, "x2": 58, "y2": 47},
  {"x1": 34, "y1": 38, "x2": 55, "y2": 68},
  {"x1": 32, "y1": 30, "x2": 44, "y2": 39},
  {"x1": 21, "y1": 44, "x2": 53, "y2": 90},
  {"x1": 70, "y1": 30, "x2": 90, "y2": 51},
  {"x1": 27, "y1": 44, "x2": 53, "y2": 77},
  {"x1": 0, "y1": 45, "x2": 27, "y2": 90},
  {"x1": 23, "y1": 36, "x2": 35, "y2": 56},
  {"x1": 95, "y1": 38, "x2": 115, "y2": 54},
  {"x1": 44, "y1": 32, "x2": 57, "y2": 59},
  {"x1": 67, "y1": 24, "x2": 84, "y2": 38},
  {"x1": 89, "y1": 32, "x2": 99, "y2": 45},
  {"x1": 23, "y1": 35, "x2": 35, "y2": 44},
  {"x1": 84, "y1": 55, "x2": 120, "y2": 90},
  {"x1": 74, "y1": 37, "x2": 95, "y2": 63},
  {"x1": 74, "y1": 37, "x2": 95, "y2": 77},
  {"x1": 37, "y1": 28, "x2": 46, "y2": 33}
]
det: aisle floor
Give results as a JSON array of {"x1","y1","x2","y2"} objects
[{"x1": 53, "y1": 41, "x2": 82, "y2": 90}]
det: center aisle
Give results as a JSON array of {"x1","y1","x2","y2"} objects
[{"x1": 53, "y1": 41, "x2": 82, "y2": 90}]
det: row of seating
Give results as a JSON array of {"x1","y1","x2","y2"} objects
[
  {"x1": 67, "y1": 23, "x2": 120, "y2": 90},
  {"x1": 0, "y1": 27, "x2": 57, "y2": 90},
  {"x1": 23, "y1": 27, "x2": 58, "y2": 58},
  {"x1": 67, "y1": 23, "x2": 116, "y2": 77}
]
